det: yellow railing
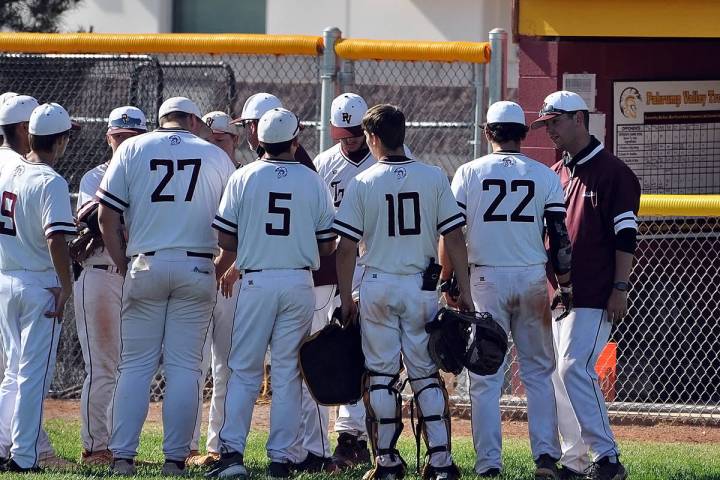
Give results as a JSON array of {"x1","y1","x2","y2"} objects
[
  {"x1": 0, "y1": 33, "x2": 491, "y2": 63},
  {"x1": 639, "y1": 195, "x2": 720, "y2": 217}
]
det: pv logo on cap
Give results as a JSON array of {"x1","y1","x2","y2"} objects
[
  {"x1": 205, "y1": 117, "x2": 214, "y2": 127},
  {"x1": 342, "y1": 112, "x2": 352, "y2": 124}
]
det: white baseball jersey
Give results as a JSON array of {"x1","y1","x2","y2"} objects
[
  {"x1": 97, "y1": 128, "x2": 235, "y2": 256},
  {"x1": 77, "y1": 163, "x2": 113, "y2": 265},
  {"x1": 451, "y1": 151, "x2": 566, "y2": 267},
  {"x1": 313, "y1": 144, "x2": 376, "y2": 208},
  {"x1": 333, "y1": 157, "x2": 465, "y2": 275},
  {"x1": 212, "y1": 159, "x2": 336, "y2": 270},
  {"x1": 0, "y1": 147, "x2": 76, "y2": 271}
]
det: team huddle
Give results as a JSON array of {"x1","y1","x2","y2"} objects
[{"x1": 0, "y1": 88, "x2": 639, "y2": 480}]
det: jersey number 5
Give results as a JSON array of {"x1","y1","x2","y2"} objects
[
  {"x1": 482, "y1": 179, "x2": 535, "y2": 223},
  {"x1": 266, "y1": 192, "x2": 291, "y2": 236},
  {"x1": 150, "y1": 159, "x2": 201, "y2": 202},
  {"x1": 385, "y1": 192, "x2": 421, "y2": 236},
  {"x1": 0, "y1": 191, "x2": 17, "y2": 236}
]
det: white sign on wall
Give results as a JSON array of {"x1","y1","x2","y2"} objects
[{"x1": 614, "y1": 80, "x2": 720, "y2": 194}]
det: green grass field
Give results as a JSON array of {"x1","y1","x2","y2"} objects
[{"x1": 18, "y1": 420, "x2": 717, "y2": 480}]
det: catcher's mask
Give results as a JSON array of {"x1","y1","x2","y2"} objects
[
  {"x1": 299, "y1": 307, "x2": 365, "y2": 405},
  {"x1": 425, "y1": 308, "x2": 507, "y2": 376}
]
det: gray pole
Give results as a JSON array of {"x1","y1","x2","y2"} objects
[
  {"x1": 472, "y1": 62, "x2": 485, "y2": 159},
  {"x1": 320, "y1": 27, "x2": 341, "y2": 153},
  {"x1": 488, "y1": 28, "x2": 508, "y2": 153}
]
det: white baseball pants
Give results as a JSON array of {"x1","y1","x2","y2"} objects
[
  {"x1": 0, "y1": 270, "x2": 62, "y2": 468},
  {"x1": 468, "y1": 265, "x2": 560, "y2": 474},
  {"x1": 74, "y1": 266, "x2": 123, "y2": 453},
  {"x1": 360, "y1": 270, "x2": 452, "y2": 468},
  {"x1": 219, "y1": 269, "x2": 314, "y2": 463},
  {"x1": 191, "y1": 281, "x2": 237, "y2": 454},
  {"x1": 552, "y1": 308, "x2": 619, "y2": 472},
  {"x1": 109, "y1": 250, "x2": 216, "y2": 462}
]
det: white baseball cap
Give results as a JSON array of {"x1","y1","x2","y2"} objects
[
  {"x1": 0, "y1": 92, "x2": 18, "y2": 105},
  {"x1": 107, "y1": 106, "x2": 147, "y2": 134},
  {"x1": 531, "y1": 91, "x2": 589, "y2": 129},
  {"x1": 258, "y1": 108, "x2": 300, "y2": 144},
  {"x1": 331, "y1": 93, "x2": 368, "y2": 139},
  {"x1": 203, "y1": 111, "x2": 240, "y2": 136},
  {"x1": 158, "y1": 96, "x2": 211, "y2": 137},
  {"x1": 236, "y1": 93, "x2": 282, "y2": 123},
  {"x1": 486, "y1": 101, "x2": 526, "y2": 126},
  {"x1": 29, "y1": 103, "x2": 79, "y2": 135},
  {"x1": 0, "y1": 94, "x2": 39, "y2": 126}
]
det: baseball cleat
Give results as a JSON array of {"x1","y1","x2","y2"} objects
[
  {"x1": 110, "y1": 458, "x2": 136, "y2": 476},
  {"x1": 268, "y1": 461, "x2": 293, "y2": 478},
  {"x1": 421, "y1": 462, "x2": 461, "y2": 480},
  {"x1": 38, "y1": 452, "x2": 75, "y2": 470},
  {"x1": 477, "y1": 467, "x2": 501, "y2": 477},
  {"x1": 81, "y1": 449, "x2": 114, "y2": 466},
  {"x1": 1, "y1": 458, "x2": 41, "y2": 473},
  {"x1": 589, "y1": 457, "x2": 626, "y2": 480},
  {"x1": 332, "y1": 432, "x2": 371, "y2": 469},
  {"x1": 205, "y1": 452, "x2": 247, "y2": 479},
  {"x1": 534, "y1": 453, "x2": 560, "y2": 479},
  {"x1": 187, "y1": 452, "x2": 221, "y2": 467},
  {"x1": 294, "y1": 452, "x2": 333, "y2": 473},
  {"x1": 558, "y1": 465, "x2": 587, "y2": 480},
  {"x1": 162, "y1": 459, "x2": 188, "y2": 476},
  {"x1": 362, "y1": 463, "x2": 406, "y2": 480}
]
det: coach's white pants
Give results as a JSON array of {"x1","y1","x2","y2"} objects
[
  {"x1": 297, "y1": 285, "x2": 335, "y2": 459},
  {"x1": 109, "y1": 250, "x2": 216, "y2": 462},
  {"x1": 0, "y1": 270, "x2": 62, "y2": 468},
  {"x1": 74, "y1": 266, "x2": 123, "y2": 453},
  {"x1": 469, "y1": 265, "x2": 560, "y2": 474},
  {"x1": 360, "y1": 270, "x2": 451, "y2": 468},
  {"x1": 219, "y1": 269, "x2": 314, "y2": 463},
  {"x1": 552, "y1": 308, "x2": 619, "y2": 473},
  {"x1": 191, "y1": 281, "x2": 237, "y2": 454}
]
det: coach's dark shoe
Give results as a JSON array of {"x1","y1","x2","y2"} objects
[
  {"x1": 332, "y1": 432, "x2": 371, "y2": 469},
  {"x1": 110, "y1": 458, "x2": 136, "y2": 476},
  {"x1": 558, "y1": 465, "x2": 587, "y2": 480},
  {"x1": 295, "y1": 452, "x2": 332, "y2": 473},
  {"x1": 205, "y1": 452, "x2": 247, "y2": 478},
  {"x1": 268, "y1": 461, "x2": 293, "y2": 478},
  {"x1": 162, "y1": 459, "x2": 188, "y2": 476},
  {"x1": 534, "y1": 454, "x2": 560, "y2": 479},
  {"x1": 1, "y1": 458, "x2": 41, "y2": 473},
  {"x1": 362, "y1": 462, "x2": 406, "y2": 480},
  {"x1": 589, "y1": 456, "x2": 626, "y2": 480},
  {"x1": 422, "y1": 462, "x2": 461, "y2": 480},
  {"x1": 477, "y1": 467, "x2": 501, "y2": 477}
]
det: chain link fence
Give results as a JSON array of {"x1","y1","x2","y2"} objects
[{"x1": 1, "y1": 37, "x2": 717, "y2": 425}]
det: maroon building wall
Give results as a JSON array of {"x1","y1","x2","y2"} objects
[{"x1": 518, "y1": 37, "x2": 720, "y2": 166}]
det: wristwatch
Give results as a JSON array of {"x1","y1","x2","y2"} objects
[{"x1": 613, "y1": 281, "x2": 629, "y2": 292}]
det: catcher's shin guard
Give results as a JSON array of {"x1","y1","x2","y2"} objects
[
  {"x1": 408, "y1": 373, "x2": 452, "y2": 471},
  {"x1": 363, "y1": 370, "x2": 405, "y2": 465}
]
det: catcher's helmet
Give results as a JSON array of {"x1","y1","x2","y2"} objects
[{"x1": 299, "y1": 308, "x2": 365, "y2": 405}]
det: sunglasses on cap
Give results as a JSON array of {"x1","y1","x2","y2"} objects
[{"x1": 109, "y1": 115, "x2": 144, "y2": 128}]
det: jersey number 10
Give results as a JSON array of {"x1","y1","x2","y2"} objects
[{"x1": 385, "y1": 192, "x2": 421, "y2": 236}]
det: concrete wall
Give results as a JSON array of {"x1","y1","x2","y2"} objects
[{"x1": 59, "y1": 0, "x2": 172, "y2": 33}]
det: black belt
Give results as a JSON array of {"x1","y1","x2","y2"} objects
[
  {"x1": 245, "y1": 266, "x2": 310, "y2": 274},
  {"x1": 143, "y1": 251, "x2": 213, "y2": 259},
  {"x1": 91, "y1": 264, "x2": 120, "y2": 274}
]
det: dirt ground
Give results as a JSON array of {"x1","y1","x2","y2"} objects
[{"x1": 44, "y1": 398, "x2": 720, "y2": 444}]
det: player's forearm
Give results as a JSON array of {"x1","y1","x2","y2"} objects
[
  {"x1": 437, "y1": 236, "x2": 454, "y2": 280},
  {"x1": 614, "y1": 250, "x2": 634, "y2": 284},
  {"x1": 336, "y1": 237, "x2": 358, "y2": 304},
  {"x1": 98, "y1": 205, "x2": 128, "y2": 272},
  {"x1": 214, "y1": 247, "x2": 237, "y2": 279},
  {"x1": 47, "y1": 234, "x2": 73, "y2": 292},
  {"x1": 442, "y1": 228, "x2": 471, "y2": 296}
]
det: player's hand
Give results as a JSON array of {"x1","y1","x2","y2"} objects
[
  {"x1": 606, "y1": 288, "x2": 628, "y2": 323},
  {"x1": 220, "y1": 267, "x2": 240, "y2": 298},
  {"x1": 442, "y1": 291, "x2": 460, "y2": 309},
  {"x1": 457, "y1": 291, "x2": 474, "y2": 313},
  {"x1": 340, "y1": 299, "x2": 358, "y2": 327},
  {"x1": 45, "y1": 286, "x2": 71, "y2": 322},
  {"x1": 551, "y1": 286, "x2": 573, "y2": 321}
]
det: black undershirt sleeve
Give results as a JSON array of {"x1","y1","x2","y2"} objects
[
  {"x1": 615, "y1": 227, "x2": 638, "y2": 254},
  {"x1": 545, "y1": 211, "x2": 572, "y2": 275}
]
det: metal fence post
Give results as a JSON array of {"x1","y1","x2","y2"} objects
[
  {"x1": 472, "y1": 62, "x2": 485, "y2": 159},
  {"x1": 338, "y1": 59, "x2": 355, "y2": 93},
  {"x1": 320, "y1": 27, "x2": 341, "y2": 152},
  {"x1": 488, "y1": 28, "x2": 507, "y2": 152}
]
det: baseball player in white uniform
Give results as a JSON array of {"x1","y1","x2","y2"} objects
[
  {"x1": 0, "y1": 94, "x2": 74, "y2": 470},
  {"x1": 73, "y1": 106, "x2": 148, "y2": 466},
  {"x1": 207, "y1": 108, "x2": 336, "y2": 479},
  {"x1": 334, "y1": 104, "x2": 472, "y2": 480},
  {"x1": 187, "y1": 111, "x2": 241, "y2": 467},
  {"x1": 440, "y1": 101, "x2": 571, "y2": 479},
  {"x1": 97, "y1": 97, "x2": 234, "y2": 476},
  {"x1": 0, "y1": 102, "x2": 77, "y2": 472}
]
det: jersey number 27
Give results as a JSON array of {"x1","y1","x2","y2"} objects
[{"x1": 150, "y1": 159, "x2": 201, "y2": 202}]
